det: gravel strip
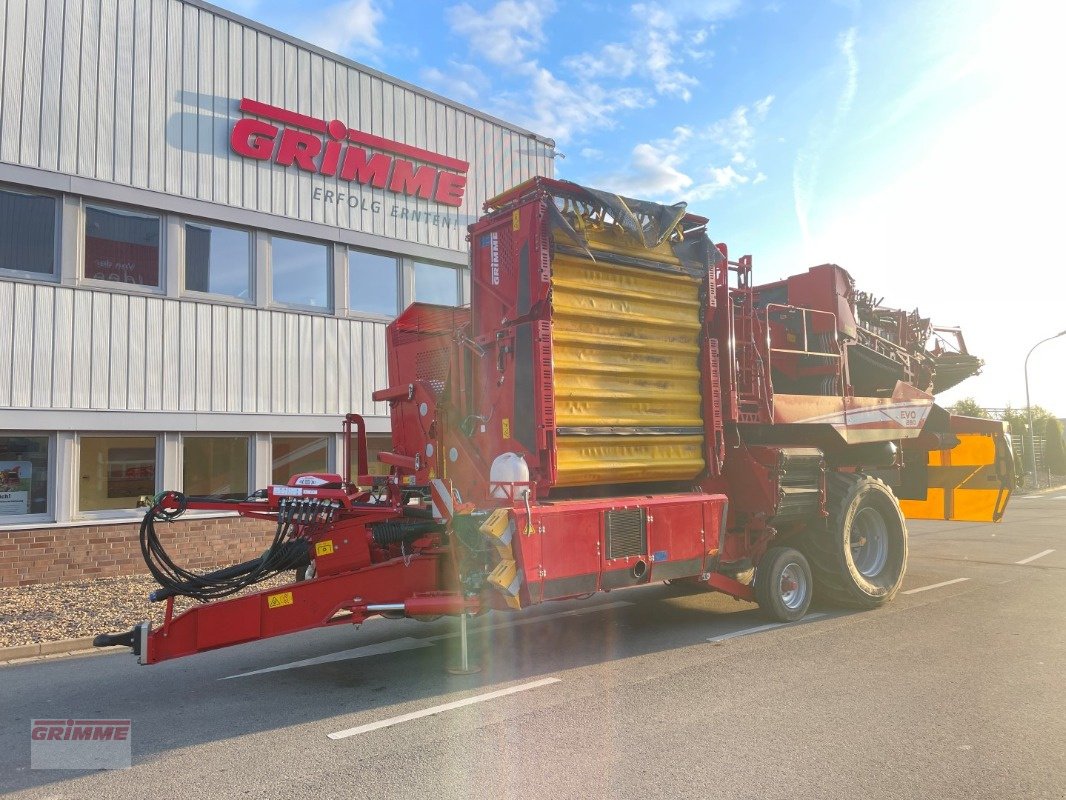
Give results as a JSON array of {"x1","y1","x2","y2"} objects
[{"x1": 0, "y1": 572, "x2": 293, "y2": 649}]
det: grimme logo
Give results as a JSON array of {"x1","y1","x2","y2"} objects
[
  {"x1": 30, "y1": 719, "x2": 132, "y2": 769},
  {"x1": 230, "y1": 98, "x2": 469, "y2": 207}
]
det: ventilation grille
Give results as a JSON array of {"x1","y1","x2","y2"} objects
[
  {"x1": 605, "y1": 509, "x2": 647, "y2": 560},
  {"x1": 415, "y1": 350, "x2": 449, "y2": 396}
]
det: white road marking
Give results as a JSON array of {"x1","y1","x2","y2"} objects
[
  {"x1": 902, "y1": 577, "x2": 970, "y2": 595},
  {"x1": 220, "y1": 601, "x2": 632, "y2": 680},
  {"x1": 220, "y1": 637, "x2": 434, "y2": 680},
  {"x1": 1016, "y1": 549, "x2": 1055, "y2": 565},
  {"x1": 327, "y1": 677, "x2": 562, "y2": 740},
  {"x1": 707, "y1": 613, "x2": 826, "y2": 643}
]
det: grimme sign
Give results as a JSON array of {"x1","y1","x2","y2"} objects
[{"x1": 229, "y1": 98, "x2": 469, "y2": 207}]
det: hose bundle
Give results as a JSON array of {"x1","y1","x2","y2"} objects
[{"x1": 140, "y1": 492, "x2": 335, "y2": 602}]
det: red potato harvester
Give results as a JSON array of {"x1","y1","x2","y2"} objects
[{"x1": 97, "y1": 178, "x2": 1012, "y2": 666}]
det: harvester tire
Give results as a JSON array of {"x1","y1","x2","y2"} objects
[
  {"x1": 755, "y1": 546, "x2": 813, "y2": 622},
  {"x1": 797, "y1": 472, "x2": 907, "y2": 608}
]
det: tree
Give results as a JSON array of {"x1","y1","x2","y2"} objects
[
  {"x1": 1044, "y1": 417, "x2": 1066, "y2": 475},
  {"x1": 947, "y1": 397, "x2": 991, "y2": 419},
  {"x1": 1000, "y1": 405, "x2": 1056, "y2": 437}
]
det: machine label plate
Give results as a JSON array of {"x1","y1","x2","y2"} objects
[{"x1": 315, "y1": 540, "x2": 334, "y2": 557}]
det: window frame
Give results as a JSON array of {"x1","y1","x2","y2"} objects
[
  {"x1": 0, "y1": 432, "x2": 55, "y2": 525},
  {"x1": 269, "y1": 233, "x2": 333, "y2": 313},
  {"x1": 181, "y1": 219, "x2": 255, "y2": 304},
  {"x1": 74, "y1": 433, "x2": 161, "y2": 519},
  {"x1": 81, "y1": 201, "x2": 165, "y2": 295},
  {"x1": 0, "y1": 185, "x2": 61, "y2": 282},
  {"x1": 347, "y1": 246, "x2": 400, "y2": 320}
]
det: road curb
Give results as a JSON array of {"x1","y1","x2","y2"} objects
[{"x1": 0, "y1": 636, "x2": 114, "y2": 663}]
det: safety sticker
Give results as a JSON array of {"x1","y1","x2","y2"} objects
[
  {"x1": 315, "y1": 540, "x2": 334, "y2": 557},
  {"x1": 512, "y1": 210, "x2": 521, "y2": 231},
  {"x1": 502, "y1": 418, "x2": 511, "y2": 439},
  {"x1": 267, "y1": 591, "x2": 294, "y2": 609}
]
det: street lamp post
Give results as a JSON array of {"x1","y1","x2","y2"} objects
[{"x1": 1024, "y1": 329, "x2": 1066, "y2": 488}]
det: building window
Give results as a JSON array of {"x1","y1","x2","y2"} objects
[
  {"x1": 351, "y1": 433, "x2": 393, "y2": 479},
  {"x1": 348, "y1": 248, "x2": 398, "y2": 316},
  {"x1": 0, "y1": 434, "x2": 51, "y2": 518},
  {"x1": 84, "y1": 205, "x2": 161, "y2": 288},
  {"x1": 0, "y1": 190, "x2": 56, "y2": 277},
  {"x1": 271, "y1": 436, "x2": 330, "y2": 484},
  {"x1": 79, "y1": 435, "x2": 157, "y2": 512},
  {"x1": 182, "y1": 436, "x2": 250, "y2": 500},
  {"x1": 414, "y1": 260, "x2": 459, "y2": 306},
  {"x1": 272, "y1": 236, "x2": 329, "y2": 309},
  {"x1": 185, "y1": 222, "x2": 251, "y2": 299}
]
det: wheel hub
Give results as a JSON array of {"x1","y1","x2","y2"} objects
[
  {"x1": 851, "y1": 506, "x2": 889, "y2": 578},
  {"x1": 778, "y1": 562, "x2": 808, "y2": 610}
]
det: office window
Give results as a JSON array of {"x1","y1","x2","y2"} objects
[
  {"x1": 350, "y1": 433, "x2": 394, "y2": 480},
  {"x1": 84, "y1": 205, "x2": 161, "y2": 287},
  {"x1": 79, "y1": 435, "x2": 157, "y2": 512},
  {"x1": 0, "y1": 434, "x2": 51, "y2": 517},
  {"x1": 348, "y1": 248, "x2": 398, "y2": 316},
  {"x1": 0, "y1": 190, "x2": 56, "y2": 276},
  {"x1": 414, "y1": 261, "x2": 459, "y2": 306},
  {"x1": 183, "y1": 436, "x2": 250, "y2": 500},
  {"x1": 272, "y1": 236, "x2": 329, "y2": 308},
  {"x1": 185, "y1": 222, "x2": 251, "y2": 299},
  {"x1": 272, "y1": 436, "x2": 329, "y2": 484}
]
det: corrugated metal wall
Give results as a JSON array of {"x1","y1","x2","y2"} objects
[
  {"x1": 0, "y1": 0, "x2": 554, "y2": 253},
  {"x1": 0, "y1": 280, "x2": 390, "y2": 418}
]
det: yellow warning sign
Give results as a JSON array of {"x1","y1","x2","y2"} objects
[
  {"x1": 512, "y1": 210, "x2": 521, "y2": 231},
  {"x1": 502, "y1": 418, "x2": 511, "y2": 439},
  {"x1": 267, "y1": 591, "x2": 293, "y2": 609},
  {"x1": 315, "y1": 540, "x2": 334, "y2": 557}
]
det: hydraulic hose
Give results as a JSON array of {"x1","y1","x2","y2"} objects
[{"x1": 140, "y1": 492, "x2": 331, "y2": 602}]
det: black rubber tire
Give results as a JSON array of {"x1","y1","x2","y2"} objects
[
  {"x1": 797, "y1": 472, "x2": 908, "y2": 608},
  {"x1": 755, "y1": 546, "x2": 813, "y2": 622}
]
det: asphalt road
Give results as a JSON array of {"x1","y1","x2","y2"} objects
[{"x1": 2, "y1": 493, "x2": 1064, "y2": 799}]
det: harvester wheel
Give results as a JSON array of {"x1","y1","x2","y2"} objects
[
  {"x1": 755, "y1": 547, "x2": 813, "y2": 622},
  {"x1": 798, "y1": 472, "x2": 908, "y2": 608}
]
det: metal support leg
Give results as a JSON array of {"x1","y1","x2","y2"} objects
[{"x1": 446, "y1": 612, "x2": 481, "y2": 675}]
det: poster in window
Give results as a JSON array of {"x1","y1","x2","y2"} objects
[
  {"x1": 0, "y1": 460, "x2": 32, "y2": 515},
  {"x1": 85, "y1": 235, "x2": 160, "y2": 286},
  {"x1": 106, "y1": 447, "x2": 155, "y2": 499}
]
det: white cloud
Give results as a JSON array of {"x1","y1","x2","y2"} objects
[
  {"x1": 563, "y1": 44, "x2": 637, "y2": 79},
  {"x1": 446, "y1": 0, "x2": 555, "y2": 64},
  {"x1": 600, "y1": 94, "x2": 772, "y2": 201},
  {"x1": 420, "y1": 62, "x2": 490, "y2": 104},
  {"x1": 500, "y1": 63, "x2": 654, "y2": 142},
  {"x1": 580, "y1": 147, "x2": 605, "y2": 160},
  {"x1": 299, "y1": 0, "x2": 384, "y2": 55}
]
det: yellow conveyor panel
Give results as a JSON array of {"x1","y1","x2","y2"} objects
[
  {"x1": 555, "y1": 435, "x2": 706, "y2": 487},
  {"x1": 550, "y1": 247, "x2": 707, "y2": 486}
]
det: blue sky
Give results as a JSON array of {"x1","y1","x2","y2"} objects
[{"x1": 217, "y1": 0, "x2": 1066, "y2": 414}]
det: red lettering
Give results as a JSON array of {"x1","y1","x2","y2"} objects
[
  {"x1": 47, "y1": 727, "x2": 64, "y2": 740},
  {"x1": 434, "y1": 172, "x2": 467, "y2": 207},
  {"x1": 70, "y1": 726, "x2": 93, "y2": 741},
  {"x1": 91, "y1": 727, "x2": 116, "y2": 741},
  {"x1": 275, "y1": 128, "x2": 322, "y2": 172},
  {"x1": 229, "y1": 118, "x2": 278, "y2": 159},
  {"x1": 30, "y1": 726, "x2": 47, "y2": 741},
  {"x1": 319, "y1": 138, "x2": 343, "y2": 177},
  {"x1": 339, "y1": 147, "x2": 391, "y2": 187},
  {"x1": 389, "y1": 160, "x2": 436, "y2": 199}
]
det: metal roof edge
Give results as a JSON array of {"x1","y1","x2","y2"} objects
[{"x1": 181, "y1": 0, "x2": 558, "y2": 150}]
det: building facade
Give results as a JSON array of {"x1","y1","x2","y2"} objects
[{"x1": 0, "y1": 0, "x2": 555, "y2": 585}]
